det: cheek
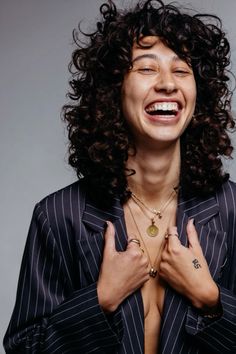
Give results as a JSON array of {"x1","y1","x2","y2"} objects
[
  {"x1": 121, "y1": 87, "x2": 133, "y2": 121},
  {"x1": 121, "y1": 87, "x2": 142, "y2": 128},
  {"x1": 191, "y1": 93, "x2": 197, "y2": 112},
  {"x1": 190, "y1": 81, "x2": 197, "y2": 103},
  {"x1": 122, "y1": 83, "x2": 140, "y2": 115},
  {"x1": 122, "y1": 75, "x2": 149, "y2": 104},
  {"x1": 186, "y1": 82, "x2": 197, "y2": 112}
]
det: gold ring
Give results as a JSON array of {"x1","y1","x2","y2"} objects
[{"x1": 128, "y1": 238, "x2": 141, "y2": 246}]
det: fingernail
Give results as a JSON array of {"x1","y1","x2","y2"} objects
[
  {"x1": 189, "y1": 218, "x2": 195, "y2": 225},
  {"x1": 104, "y1": 220, "x2": 110, "y2": 229}
]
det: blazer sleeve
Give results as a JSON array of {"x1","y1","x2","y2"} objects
[
  {"x1": 185, "y1": 286, "x2": 236, "y2": 353},
  {"x1": 3, "y1": 203, "x2": 123, "y2": 353}
]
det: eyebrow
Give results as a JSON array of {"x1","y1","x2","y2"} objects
[{"x1": 132, "y1": 53, "x2": 182, "y2": 63}]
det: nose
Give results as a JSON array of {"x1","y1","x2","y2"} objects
[{"x1": 154, "y1": 70, "x2": 177, "y2": 94}]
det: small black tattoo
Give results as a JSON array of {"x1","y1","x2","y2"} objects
[{"x1": 192, "y1": 258, "x2": 202, "y2": 269}]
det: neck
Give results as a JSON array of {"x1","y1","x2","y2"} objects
[{"x1": 127, "y1": 141, "x2": 180, "y2": 203}]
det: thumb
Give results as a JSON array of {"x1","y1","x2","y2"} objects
[
  {"x1": 103, "y1": 221, "x2": 116, "y2": 253},
  {"x1": 186, "y1": 219, "x2": 202, "y2": 253}
]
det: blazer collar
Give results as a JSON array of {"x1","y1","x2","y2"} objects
[
  {"x1": 177, "y1": 190, "x2": 219, "y2": 225},
  {"x1": 176, "y1": 191, "x2": 220, "y2": 247},
  {"x1": 82, "y1": 196, "x2": 124, "y2": 232},
  {"x1": 82, "y1": 189, "x2": 220, "y2": 236}
]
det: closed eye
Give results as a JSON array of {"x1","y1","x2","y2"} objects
[
  {"x1": 137, "y1": 67, "x2": 157, "y2": 74},
  {"x1": 174, "y1": 68, "x2": 192, "y2": 76}
]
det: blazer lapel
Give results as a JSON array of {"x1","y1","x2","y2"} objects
[
  {"x1": 78, "y1": 194, "x2": 145, "y2": 353},
  {"x1": 160, "y1": 192, "x2": 227, "y2": 353},
  {"x1": 177, "y1": 193, "x2": 227, "y2": 280},
  {"x1": 77, "y1": 196, "x2": 127, "y2": 283},
  {"x1": 82, "y1": 196, "x2": 128, "y2": 250}
]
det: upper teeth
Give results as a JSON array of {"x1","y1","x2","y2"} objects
[{"x1": 146, "y1": 102, "x2": 178, "y2": 112}]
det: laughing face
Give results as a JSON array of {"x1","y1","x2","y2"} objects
[{"x1": 122, "y1": 36, "x2": 197, "y2": 149}]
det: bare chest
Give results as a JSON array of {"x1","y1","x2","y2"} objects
[
  {"x1": 124, "y1": 201, "x2": 177, "y2": 353},
  {"x1": 141, "y1": 275, "x2": 165, "y2": 354}
]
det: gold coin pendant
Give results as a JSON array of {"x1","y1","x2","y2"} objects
[{"x1": 146, "y1": 224, "x2": 159, "y2": 237}]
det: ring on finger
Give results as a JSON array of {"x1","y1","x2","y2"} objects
[
  {"x1": 165, "y1": 233, "x2": 179, "y2": 239},
  {"x1": 128, "y1": 238, "x2": 141, "y2": 246}
]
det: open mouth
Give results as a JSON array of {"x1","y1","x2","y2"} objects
[{"x1": 145, "y1": 102, "x2": 179, "y2": 116}]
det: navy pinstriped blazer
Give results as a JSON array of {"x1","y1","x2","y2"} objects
[{"x1": 3, "y1": 178, "x2": 236, "y2": 353}]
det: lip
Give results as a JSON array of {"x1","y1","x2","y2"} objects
[{"x1": 145, "y1": 110, "x2": 181, "y2": 124}]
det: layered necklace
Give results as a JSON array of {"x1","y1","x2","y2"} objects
[
  {"x1": 127, "y1": 203, "x2": 166, "y2": 278},
  {"x1": 131, "y1": 186, "x2": 178, "y2": 237},
  {"x1": 127, "y1": 187, "x2": 178, "y2": 278}
]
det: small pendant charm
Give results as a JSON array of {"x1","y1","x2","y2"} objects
[
  {"x1": 146, "y1": 219, "x2": 159, "y2": 237},
  {"x1": 149, "y1": 268, "x2": 157, "y2": 278}
]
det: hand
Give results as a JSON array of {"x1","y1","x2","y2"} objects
[
  {"x1": 97, "y1": 221, "x2": 149, "y2": 313},
  {"x1": 159, "y1": 219, "x2": 220, "y2": 310}
]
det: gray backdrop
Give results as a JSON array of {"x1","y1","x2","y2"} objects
[{"x1": 1, "y1": 0, "x2": 236, "y2": 351}]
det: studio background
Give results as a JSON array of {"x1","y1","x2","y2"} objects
[{"x1": 1, "y1": 0, "x2": 236, "y2": 351}]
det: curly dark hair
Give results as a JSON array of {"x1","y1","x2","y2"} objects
[{"x1": 63, "y1": 0, "x2": 235, "y2": 206}]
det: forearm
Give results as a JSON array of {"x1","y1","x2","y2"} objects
[
  {"x1": 4, "y1": 283, "x2": 123, "y2": 353},
  {"x1": 4, "y1": 202, "x2": 123, "y2": 353}
]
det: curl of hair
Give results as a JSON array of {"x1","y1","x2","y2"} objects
[{"x1": 63, "y1": 0, "x2": 235, "y2": 206}]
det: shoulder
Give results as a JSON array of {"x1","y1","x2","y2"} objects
[
  {"x1": 35, "y1": 178, "x2": 88, "y2": 224},
  {"x1": 216, "y1": 179, "x2": 236, "y2": 199},
  {"x1": 215, "y1": 180, "x2": 236, "y2": 222}
]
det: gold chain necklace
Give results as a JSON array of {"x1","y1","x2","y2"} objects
[
  {"x1": 131, "y1": 187, "x2": 178, "y2": 237},
  {"x1": 127, "y1": 203, "x2": 168, "y2": 278}
]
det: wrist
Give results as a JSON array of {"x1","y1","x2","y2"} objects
[
  {"x1": 191, "y1": 281, "x2": 220, "y2": 310},
  {"x1": 97, "y1": 283, "x2": 119, "y2": 313},
  {"x1": 199, "y1": 285, "x2": 223, "y2": 319}
]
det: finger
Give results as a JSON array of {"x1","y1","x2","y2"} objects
[
  {"x1": 104, "y1": 221, "x2": 116, "y2": 253},
  {"x1": 186, "y1": 219, "x2": 202, "y2": 252},
  {"x1": 127, "y1": 235, "x2": 141, "y2": 249},
  {"x1": 166, "y1": 226, "x2": 180, "y2": 245}
]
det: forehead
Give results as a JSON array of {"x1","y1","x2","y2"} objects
[{"x1": 132, "y1": 36, "x2": 180, "y2": 62}]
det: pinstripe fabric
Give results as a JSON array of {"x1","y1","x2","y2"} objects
[{"x1": 3, "y1": 179, "x2": 236, "y2": 353}]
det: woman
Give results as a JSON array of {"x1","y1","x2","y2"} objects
[{"x1": 4, "y1": 0, "x2": 236, "y2": 353}]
